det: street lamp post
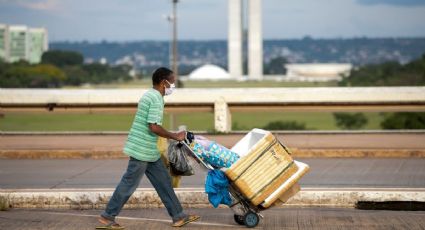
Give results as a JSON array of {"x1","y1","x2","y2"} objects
[
  {"x1": 168, "y1": 0, "x2": 179, "y2": 130},
  {"x1": 172, "y1": 0, "x2": 179, "y2": 87}
]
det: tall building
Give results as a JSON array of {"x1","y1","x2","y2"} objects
[
  {"x1": 8, "y1": 25, "x2": 28, "y2": 63},
  {"x1": 228, "y1": 0, "x2": 263, "y2": 80},
  {"x1": 228, "y1": 0, "x2": 243, "y2": 79},
  {"x1": 0, "y1": 24, "x2": 48, "y2": 64},
  {"x1": 28, "y1": 28, "x2": 48, "y2": 64},
  {"x1": 0, "y1": 24, "x2": 9, "y2": 61},
  {"x1": 247, "y1": 0, "x2": 263, "y2": 80}
]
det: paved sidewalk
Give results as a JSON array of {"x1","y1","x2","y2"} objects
[
  {"x1": 2, "y1": 133, "x2": 425, "y2": 151},
  {"x1": 1, "y1": 207, "x2": 424, "y2": 229},
  {"x1": 1, "y1": 158, "x2": 424, "y2": 189}
]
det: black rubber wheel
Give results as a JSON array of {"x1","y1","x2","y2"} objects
[
  {"x1": 234, "y1": 214, "x2": 245, "y2": 225},
  {"x1": 243, "y1": 211, "x2": 260, "y2": 228}
]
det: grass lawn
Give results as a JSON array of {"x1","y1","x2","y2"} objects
[{"x1": 0, "y1": 111, "x2": 385, "y2": 132}]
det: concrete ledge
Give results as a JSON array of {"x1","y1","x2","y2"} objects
[
  {"x1": 2, "y1": 87, "x2": 425, "y2": 105},
  {"x1": 3, "y1": 130, "x2": 425, "y2": 135},
  {"x1": 1, "y1": 188, "x2": 424, "y2": 210},
  {"x1": 0, "y1": 150, "x2": 127, "y2": 159},
  {"x1": 0, "y1": 188, "x2": 209, "y2": 210},
  {"x1": 1, "y1": 149, "x2": 425, "y2": 159},
  {"x1": 290, "y1": 149, "x2": 425, "y2": 158},
  {"x1": 287, "y1": 188, "x2": 425, "y2": 208}
]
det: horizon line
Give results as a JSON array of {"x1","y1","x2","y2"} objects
[{"x1": 49, "y1": 36, "x2": 425, "y2": 43}]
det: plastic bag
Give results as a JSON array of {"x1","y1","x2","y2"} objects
[
  {"x1": 205, "y1": 169, "x2": 232, "y2": 208},
  {"x1": 168, "y1": 141, "x2": 195, "y2": 176}
]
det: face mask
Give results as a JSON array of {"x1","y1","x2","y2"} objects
[{"x1": 164, "y1": 80, "x2": 176, "y2": 96}]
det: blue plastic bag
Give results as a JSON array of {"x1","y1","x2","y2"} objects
[{"x1": 205, "y1": 170, "x2": 232, "y2": 208}]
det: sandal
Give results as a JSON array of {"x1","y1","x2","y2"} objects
[
  {"x1": 96, "y1": 216, "x2": 125, "y2": 230},
  {"x1": 172, "y1": 214, "x2": 200, "y2": 227}
]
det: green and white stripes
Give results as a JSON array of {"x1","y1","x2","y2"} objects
[{"x1": 123, "y1": 89, "x2": 164, "y2": 162}]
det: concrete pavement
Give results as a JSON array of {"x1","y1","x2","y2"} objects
[
  {"x1": 1, "y1": 158, "x2": 424, "y2": 189},
  {"x1": 2, "y1": 132, "x2": 425, "y2": 159},
  {"x1": 1, "y1": 133, "x2": 424, "y2": 211},
  {"x1": 2, "y1": 132, "x2": 425, "y2": 151},
  {"x1": 1, "y1": 207, "x2": 425, "y2": 229},
  {"x1": 1, "y1": 158, "x2": 424, "y2": 209}
]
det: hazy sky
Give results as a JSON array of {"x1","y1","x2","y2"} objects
[{"x1": 1, "y1": 0, "x2": 425, "y2": 41}]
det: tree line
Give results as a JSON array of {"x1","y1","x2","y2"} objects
[
  {"x1": 339, "y1": 53, "x2": 425, "y2": 86},
  {"x1": 253, "y1": 112, "x2": 425, "y2": 131},
  {"x1": 0, "y1": 50, "x2": 134, "y2": 88}
]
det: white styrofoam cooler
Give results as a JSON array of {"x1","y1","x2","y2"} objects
[{"x1": 229, "y1": 128, "x2": 310, "y2": 208}]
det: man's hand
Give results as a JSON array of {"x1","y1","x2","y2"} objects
[
  {"x1": 149, "y1": 123, "x2": 186, "y2": 141},
  {"x1": 174, "y1": 131, "x2": 186, "y2": 141}
]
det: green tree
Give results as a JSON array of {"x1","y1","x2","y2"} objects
[
  {"x1": 27, "y1": 64, "x2": 67, "y2": 87},
  {"x1": 62, "y1": 66, "x2": 89, "y2": 86},
  {"x1": 333, "y1": 112, "x2": 368, "y2": 130},
  {"x1": 265, "y1": 57, "x2": 288, "y2": 75},
  {"x1": 0, "y1": 51, "x2": 132, "y2": 87},
  {"x1": 41, "y1": 50, "x2": 84, "y2": 67},
  {"x1": 82, "y1": 63, "x2": 110, "y2": 83},
  {"x1": 0, "y1": 62, "x2": 66, "y2": 88},
  {"x1": 381, "y1": 112, "x2": 425, "y2": 129},
  {"x1": 339, "y1": 53, "x2": 425, "y2": 86}
]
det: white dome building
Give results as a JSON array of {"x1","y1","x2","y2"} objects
[{"x1": 188, "y1": 64, "x2": 232, "y2": 80}]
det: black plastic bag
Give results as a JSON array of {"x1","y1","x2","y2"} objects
[{"x1": 168, "y1": 141, "x2": 195, "y2": 176}]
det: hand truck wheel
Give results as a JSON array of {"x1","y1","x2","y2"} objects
[
  {"x1": 243, "y1": 211, "x2": 260, "y2": 228},
  {"x1": 234, "y1": 214, "x2": 245, "y2": 225}
]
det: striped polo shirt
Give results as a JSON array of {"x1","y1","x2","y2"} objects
[{"x1": 123, "y1": 88, "x2": 164, "y2": 162}]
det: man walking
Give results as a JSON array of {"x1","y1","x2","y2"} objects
[{"x1": 97, "y1": 67, "x2": 200, "y2": 229}]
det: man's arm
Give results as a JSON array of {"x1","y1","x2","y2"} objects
[{"x1": 149, "y1": 123, "x2": 185, "y2": 141}]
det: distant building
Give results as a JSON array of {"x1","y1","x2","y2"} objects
[
  {"x1": 285, "y1": 63, "x2": 352, "y2": 82},
  {"x1": 0, "y1": 24, "x2": 8, "y2": 61},
  {"x1": 188, "y1": 64, "x2": 232, "y2": 80},
  {"x1": 0, "y1": 24, "x2": 48, "y2": 64},
  {"x1": 8, "y1": 25, "x2": 29, "y2": 63},
  {"x1": 27, "y1": 27, "x2": 48, "y2": 64}
]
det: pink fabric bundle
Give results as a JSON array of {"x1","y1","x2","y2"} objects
[{"x1": 194, "y1": 135, "x2": 213, "y2": 150}]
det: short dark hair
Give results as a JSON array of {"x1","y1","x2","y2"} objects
[{"x1": 152, "y1": 67, "x2": 173, "y2": 85}]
